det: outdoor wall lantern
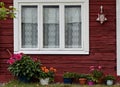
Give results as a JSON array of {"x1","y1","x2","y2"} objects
[{"x1": 96, "y1": 5, "x2": 107, "y2": 24}]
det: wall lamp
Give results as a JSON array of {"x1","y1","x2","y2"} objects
[{"x1": 96, "y1": 5, "x2": 107, "y2": 24}]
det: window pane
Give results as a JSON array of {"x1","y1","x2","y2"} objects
[
  {"x1": 43, "y1": 6, "x2": 59, "y2": 48},
  {"x1": 65, "y1": 6, "x2": 81, "y2": 48},
  {"x1": 21, "y1": 6, "x2": 38, "y2": 48}
]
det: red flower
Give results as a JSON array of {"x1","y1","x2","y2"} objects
[
  {"x1": 10, "y1": 53, "x2": 22, "y2": 61},
  {"x1": 7, "y1": 58, "x2": 15, "y2": 65}
]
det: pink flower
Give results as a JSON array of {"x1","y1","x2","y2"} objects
[
  {"x1": 15, "y1": 54, "x2": 22, "y2": 60},
  {"x1": 7, "y1": 58, "x2": 15, "y2": 65},
  {"x1": 89, "y1": 66, "x2": 95, "y2": 71},
  {"x1": 33, "y1": 57, "x2": 38, "y2": 62},
  {"x1": 98, "y1": 66, "x2": 102, "y2": 69},
  {"x1": 11, "y1": 54, "x2": 22, "y2": 61}
]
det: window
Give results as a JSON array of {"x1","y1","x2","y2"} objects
[{"x1": 14, "y1": 0, "x2": 89, "y2": 54}]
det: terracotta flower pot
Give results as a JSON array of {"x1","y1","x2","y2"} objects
[
  {"x1": 79, "y1": 78, "x2": 87, "y2": 85},
  {"x1": 97, "y1": 78, "x2": 103, "y2": 84}
]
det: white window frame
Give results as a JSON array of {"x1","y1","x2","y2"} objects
[
  {"x1": 117, "y1": 0, "x2": 120, "y2": 75},
  {"x1": 14, "y1": 0, "x2": 89, "y2": 54}
]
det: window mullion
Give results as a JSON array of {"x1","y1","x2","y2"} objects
[
  {"x1": 60, "y1": 4, "x2": 65, "y2": 49},
  {"x1": 39, "y1": 4, "x2": 43, "y2": 49},
  {"x1": 19, "y1": 5, "x2": 22, "y2": 50}
]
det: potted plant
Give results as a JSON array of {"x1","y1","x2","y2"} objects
[
  {"x1": 104, "y1": 75, "x2": 115, "y2": 85},
  {"x1": 89, "y1": 66, "x2": 104, "y2": 84},
  {"x1": 63, "y1": 72, "x2": 75, "y2": 84},
  {"x1": 39, "y1": 66, "x2": 56, "y2": 85},
  {"x1": 78, "y1": 74, "x2": 87, "y2": 85},
  {"x1": 7, "y1": 53, "x2": 41, "y2": 83},
  {"x1": 86, "y1": 74, "x2": 96, "y2": 86}
]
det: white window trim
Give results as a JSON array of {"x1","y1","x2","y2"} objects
[
  {"x1": 117, "y1": 0, "x2": 120, "y2": 75},
  {"x1": 14, "y1": 0, "x2": 89, "y2": 54}
]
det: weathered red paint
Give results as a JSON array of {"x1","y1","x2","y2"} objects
[{"x1": 0, "y1": 0, "x2": 117, "y2": 83}]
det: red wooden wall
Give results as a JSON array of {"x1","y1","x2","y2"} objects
[{"x1": 0, "y1": 0, "x2": 116, "y2": 83}]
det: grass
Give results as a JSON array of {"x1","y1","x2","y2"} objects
[{"x1": 1, "y1": 80, "x2": 120, "y2": 87}]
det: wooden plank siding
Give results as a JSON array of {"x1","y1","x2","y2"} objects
[{"x1": 0, "y1": 0, "x2": 116, "y2": 82}]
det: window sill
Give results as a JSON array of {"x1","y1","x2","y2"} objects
[{"x1": 14, "y1": 50, "x2": 89, "y2": 55}]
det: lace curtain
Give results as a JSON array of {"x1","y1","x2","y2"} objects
[
  {"x1": 43, "y1": 6, "x2": 59, "y2": 48},
  {"x1": 21, "y1": 6, "x2": 38, "y2": 48},
  {"x1": 21, "y1": 6, "x2": 81, "y2": 49},
  {"x1": 65, "y1": 6, "x2": 81, "y2": 48}
]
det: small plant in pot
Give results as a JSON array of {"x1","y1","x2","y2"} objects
[
  {"x1": 104, "y1": 75, "x2": 115, "y2": 86},
  {"x1": 89, "y1": 66, "x2": 104, "y2": 84},
  {"x1": 78, "y1": 74, "x2": 87, "y2": 85},
  {"x1": 86, "y1": 74, "x2": 96, "y2": 86},
  {"x1": 63, "y1": 72, "x2": 75, "y2": 84},
  {"x1": 39, "y1": 66, "x2": 56, "y2": 85}
]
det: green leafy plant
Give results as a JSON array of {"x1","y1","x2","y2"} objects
[
  {"x1": 63, "y1": 72, "x2": 75, "y2": 78},
  {"x1": 7, "y1": 53, "x2": 41, "y2": 80},
  {"x1": 86, "y1": 74, "x2": 96, "y2": 82},
  {"x1": 89, "y1": 66, "x2": 104, "y2": 83},
  {"x1": 0, "y1": 2, "x2": 16, "y2": 20},
  {"x1": 78, "y1": 74, "x2": 87, "y2": 79},
  {"x1": 104, "y1": 75, "x2": 115, "y2": 81},
  {"x1": 92, "y1": 70, "x2": 103, "y2": 79}
]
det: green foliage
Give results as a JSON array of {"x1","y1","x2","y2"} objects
[
  {"x1": 63, "y1": 72, "x2": 75, "y2": 78},
  {"x1": 92, "y1": 70, "x2": 103, "y2": 79},
  {"x1": 2, "y1": 80, "x2": 120, "y2": 87},
  {"x1": 8, "y1": 55, "x2": 41, "y2": 80},
  {"x1": 39, "y1": 71, "x2": 54, "y2": 79},
  {"x1": 78, "y1": 74, "x2": 87, "y2": 79},
  {"x1": 0, "y1": 2, "x2": 16, "y2": 20},
  {"x1": 104, "y1": 75, "x2": 115, "y2": 80},
  {"x1": 86, "y1": 74, "x2": 97, "y2": 82}
]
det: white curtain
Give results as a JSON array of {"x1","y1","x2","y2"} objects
[
  {"x1": 43, "y1": 6, "x2": 59, "y2": 48},
  {"x1": 65, "y1": 6, "x2": 81, "y2": 48},
  {"x1": 21, "y1": 6, "x2": 38, "y2": 48}
]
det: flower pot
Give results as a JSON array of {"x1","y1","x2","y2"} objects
[
  {"x1": 18, "y1": 76, "x2": 31, "y2": 83},
  {"x1": 79, "y1": 78, "x2": 87, "y2": 85},
  {"x1": 40, "y1": 78, "x2": 49, "y2": 85},
  {"x1": 106, "y1": 80, "x2": 114, "y2": 86},
  {"x1": 87, "y1": 81, "x2": 94, "y2": 86},
  {"x1": 96, "y1": 77, "x2": 103, "y2": 84},
  {"x1": 63, "y1": 78, "x2": 73, "y2": 84}
]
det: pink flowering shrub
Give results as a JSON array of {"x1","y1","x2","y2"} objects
[{"x1": 7, "y1": 53, "x2": 41, "y2": 80}]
